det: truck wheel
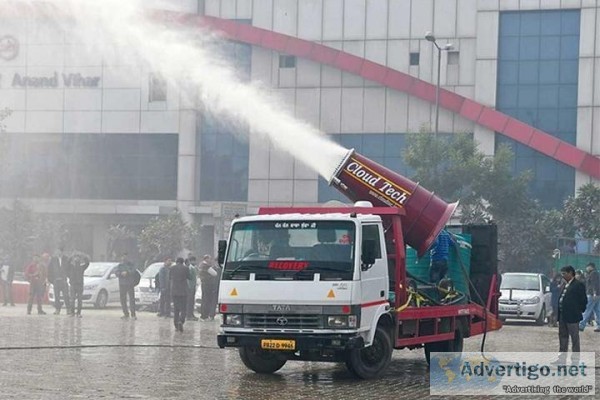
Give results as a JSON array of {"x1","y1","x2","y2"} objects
[
  {"x1": 535, "y1": 306, "x2": 546, "y2": 326},
  {"x1": 346, "y1": 325, "x2": 392, "y2": 379},
  {"x1": 424, "y1": 329, "x2": 464, "y2": 366},
  {"x1": 239, "y1": 347, "x2": 287, "y2": 374}
]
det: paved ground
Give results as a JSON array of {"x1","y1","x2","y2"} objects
[{"x1": 0, "y1": 305, "x2": 597, "y2": 399}]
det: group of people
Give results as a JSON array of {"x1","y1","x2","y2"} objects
[
  {"x1": 19, "y1": 249, "x2": 91, "y2": 317},
  {"x1": 155, "y1": 254, "x2": 221, "y2": 333},
  {"x1": 547, "y1": 263, "x2": 599, "y2": 362},
  {"x1": 1, "y1": 249, "x2": 222, "y2": 335}
]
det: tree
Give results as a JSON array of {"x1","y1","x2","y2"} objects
[
  {"x1": 0, "y1": 200, "x2": 35, "y2": 269},
  {"x1": 107, "y1": 224, "x2": 136, "y2": 260},
  {"x1": 563, "y1": 183, "x2": 600, "y2": 241},
  {"x1": 138, "y1": 210, "x2": 191, "y2": 266},
  {"x1": 403, "y1": 128, "x2": 551, "y2": 272}
]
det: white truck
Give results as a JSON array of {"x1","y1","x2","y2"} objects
[{"x1": 216, "y1": 150, "x2": 501, "y2": 379}]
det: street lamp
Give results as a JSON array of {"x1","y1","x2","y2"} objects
[{"x1": 425, "y1": 32, "x2": 452, "y2": 138}]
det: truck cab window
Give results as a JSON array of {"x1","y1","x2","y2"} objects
[{"x1": 362, "y1": 225, "x2": 382, "y2": 259}]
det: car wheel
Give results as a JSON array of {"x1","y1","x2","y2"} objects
[
  {"x1": 95, "y1": 290, "x2": 108, "y2": 309},
  {"x1": 535, "y1": 306, "x2": 546, "y2": 326}
]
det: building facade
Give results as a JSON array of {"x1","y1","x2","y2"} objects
[{"x1": 0, "y1": 0, "x2": 598, "y2": 259}]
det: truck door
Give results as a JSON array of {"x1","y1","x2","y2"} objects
[{"x1": 360, "y1": 224, "x2": 388, "y2": 330}]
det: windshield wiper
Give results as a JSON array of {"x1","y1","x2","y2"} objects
[{"x1": 227, "y1": 264, "x2": 268, "y2": 275}]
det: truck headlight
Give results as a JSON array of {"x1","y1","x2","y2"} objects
[
  {"x1": 522, "y1": 296, "x2": 540, "y2": 304},
  {"x1": 327, "y1": 315, "x2": 348, "y2": 328},
  {"x1": 224, "y1": 314, "x2": 242, "y2": 326}
]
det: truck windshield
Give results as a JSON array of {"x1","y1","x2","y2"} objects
[
  {"x1": 500, "y1": 275, "x2": 540, "y2": 291},
  {"x1": 224, "y1": 220, "x2": 356, "y2": 279}
]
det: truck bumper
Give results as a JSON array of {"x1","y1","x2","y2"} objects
[{"x1": 217, "y1": 332, "x2": 364, "y2": 351}]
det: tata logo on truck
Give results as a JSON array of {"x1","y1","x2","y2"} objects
[{"x1": 345, "y1": 160, "x2": 411, "y2": 207}]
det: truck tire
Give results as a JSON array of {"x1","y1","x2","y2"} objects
[
  {"x1": 424, "y1": 329, "x2": 464, "y2": 366},
  {"x1": 346, "y1": 325, "x2": 393, "y2": 379},
  {"x1": 535, "y1": 306, "x2": 546, "y2": 326},
  {"x1": 239, "y1": 347, "x2": 287, "y2": 374}
]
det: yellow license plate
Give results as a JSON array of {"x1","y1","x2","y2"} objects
[{"x1": 260, "y1": 339, "x2": 295, "y2": 351}]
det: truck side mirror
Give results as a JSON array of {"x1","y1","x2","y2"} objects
[
  {"x1": 361, "y1": 239, "x2": 376, "y2": 271},
  {"x1": 545, "y1": 286, "x2": 550, "y2": 293},
  {"x1": 217, "y1": 240, "x2": 227, "y2": 265}
]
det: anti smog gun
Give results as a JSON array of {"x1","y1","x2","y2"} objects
[{"x1": 217, "y1": 149, "x2": 501, "y2": 379}]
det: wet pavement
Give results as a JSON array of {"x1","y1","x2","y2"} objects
[{"x1": 0, "y1": 305, "x2": 598, "y2": 399}]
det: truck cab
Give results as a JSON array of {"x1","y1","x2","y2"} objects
[{"x1": 217, "y1": 207, "x2": 397, "y2": 378}]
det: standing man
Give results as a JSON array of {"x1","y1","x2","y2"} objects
[
  {"x1": 170, "y1": 257, "x2": 190, "y2": 332},
  {"x1": 556, "y1": 265, "x2": 587, "y2": 362},
  {"x1": 116, "y1": 253, "x2": 137, "y2": 320},
  {"x1": 199, "y1": 255, "x2": 219, "y2": 321},
  {"x1": 25, "y1": 255, "x2": 47, "y2": 315},
  {"x1": 579, "y1": 262, "x2": 600, "y2": 332},
  {"x1": 1, "y1": 260, "x2": 15, "y2": 306},
  {"x1": 186, "y1": 256, "x2": 199, "y2": 321},
  {"x1": 48, "y1": 247, "x2": 71, "y2": 315},
  {"x1": 429, "y1": 229, "x2": 455, "y2": 284},
  {"x1": 157, "y1": 257, "x2": 172, "y2": 318},
  {"x1": 68, "y1": 255, "x2": 90, "y2": 318}
]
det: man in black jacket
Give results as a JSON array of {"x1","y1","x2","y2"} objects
[
  {"x1": 68, "y1": 255, "x2": 90, "y2": 317},
  {"x1": 170, "y1": 257, "x2": 191, "y2": 332},
  {"x1": 557, "y1": 265, "x2": 588, "y2": 360},
  {"x1": 579, "y1": 262, "x2": 600, "y2": 332},
  {"x1": 48, "y1": 248, "x2": 71, "y2": 315},
  {"x1": 115, "y1": 254, "x2": 137, "y2": 320}
]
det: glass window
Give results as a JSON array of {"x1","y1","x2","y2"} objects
[
  {"x1": 498, "y1": 61, "x2": 519, "y2": 84},
  {"x1": 560, "y1": 35, "x2": 579, "y2": 59},
  {"x1": 362, "y1": 134, "x2": 385, "y2": 157},
  {"x1": 362, "y1": 225, "x2": 382, "y2": 259},
  {"x1": 539, "y1": 61, "x2": 560, "y2": 84},
  {"x1": 497, "y1": 85, "x2": 518, "y2": 108},
  {"x1": 519, "y1": 36, "x2": 540, "y2": 60},
  {"x1": 520, "y1": 12, "x2": 541, "y2": 36},
  {"x1": 500, "y1": 13, "x2": 520, "y2": 36},
  {"x1": 561, "y1": 11, "x2": 580, "y2": 35},
  {"x1": 558, "y1": 85, "x2": 578, "y2": 108},
  {"x1": 540, "y1": 12, "x2": 561, "y2": 35},
  {"x1": 539, "y1": 36, "x2": 561, "y2": 60},
  {"x1": 538, "y1": 86, "x2": 559, "y2": 108},
  {"x1": 279, "y1": 55, "x2": 296, "y2": 68},
  {"x1": 559, "y1": 60, "x2": 578, "y2": 84},
  {"x1": 537, "y1": 109, "x2": 559, "y2": 133},
  {"x1": 198, "y1": 41, "x2": 251, "y2": 202},
  {"x1": 499, "y1": 36, "x2": 520, "y2": 60},
  {"x1": 409, "y1": 52, "x2": 420, "y2": 66},
  {"x1": 518, "y1": 61, "x2": 539, "y2": 84},
  {"x1": 518, "y1": 86, "x2": 538, "y2": 108},
  {"x1": 497, "y1": 10, "x2": 578, "y2": 209}
]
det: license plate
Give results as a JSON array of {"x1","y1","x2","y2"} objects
[{"x1": 260, "y1": 339, "x2": 295, "y2": 351}]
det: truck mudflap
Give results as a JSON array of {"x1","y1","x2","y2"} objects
[{"x1": 217, "y1": 332, "x2": 365, "y2": 351}]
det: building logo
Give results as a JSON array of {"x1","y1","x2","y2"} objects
[{"x1": 0, "y1": 36, "x2": 19, "y2": 61}]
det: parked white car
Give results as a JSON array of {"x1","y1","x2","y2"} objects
[
  {"x1": 499, "y1": 272, "x2": 552, "y2": 325},
  {"x1": 133, "y1": 261, "x2": 204, "y2": 312},
  {"x1": 48, "y1": 262, "x2": 121, "y2": 309},
  {"x1": 134, "y1": 262, "x2": 162, "y2": 311}
]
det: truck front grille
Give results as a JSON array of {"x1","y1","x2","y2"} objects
[{"x1": 245, "y1": 314, "x2": 322, "y2": 329}]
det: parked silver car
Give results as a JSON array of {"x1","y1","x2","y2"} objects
[{"x1": 499, "y1": 272, "x2": 552, "y2": 325}]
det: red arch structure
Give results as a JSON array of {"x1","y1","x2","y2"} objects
[{"x1": 159, "y1": 12, "x2": 600, "y2": 180}]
